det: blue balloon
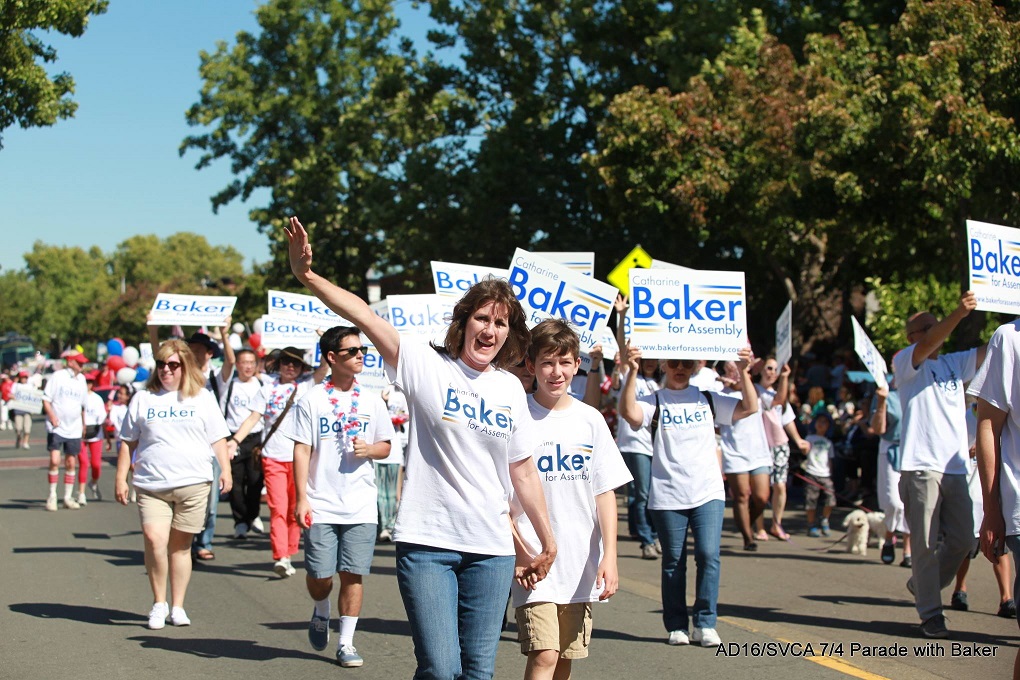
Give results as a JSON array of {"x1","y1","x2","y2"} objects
[
  {"x1": 107, "y1": 339, "x2": 124, "y2": 356},
  {"x1": 134, "y1": 366, "x2": 149, "y2": 382}
]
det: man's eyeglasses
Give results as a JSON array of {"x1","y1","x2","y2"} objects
[
  {"x1": 666, "y1": 360, "x2": 695, "y2": 369},
  {"x1": 156, "y1": 360, "x2": 182, "y2": 372},
  {"x1": 335, "y1": 346, "x2": 369, "y2": 358}
]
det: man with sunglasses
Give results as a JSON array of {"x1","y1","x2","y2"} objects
[
  {"x1": 892, "y1": 290, "x2": 988, "y2": 639},
  {"x1": 282, "y1": 326, "x2": 394, "y2": 667}
]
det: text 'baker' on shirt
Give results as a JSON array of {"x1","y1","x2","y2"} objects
[
  {"x1": 512, "y1": 397, "x2": 631, "y2": 607},
  {"x1": 385, "y1": 340, "x2": 538, "y2": 555},
  {"x1": 120, "y1": 389, "x2": 229, "y2": 492},
  {"x1": 284, "y1": 381, "x2": 395, "y2": 525},
  {"x1": 247, "y1": 375, "x2": 315, "y2": 461}
]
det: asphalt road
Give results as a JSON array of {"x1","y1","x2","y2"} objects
[{"x1": 0, "y1": 419, "x2": 1015, "y2": 679}]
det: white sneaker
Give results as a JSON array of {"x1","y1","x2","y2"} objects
[
  {"x1": 233, "y1": 522, "x2": 248, "y2": 539},
  {"x1": 169, "y1": 607, "x2": 191, "y2": 626},
  {"x1": 691, "y1": 627, "x2": 722, "y2": 647},
  {"x1": 22, "y1": 442, "x2": 30, "y2": 449},
  {"x1": 45, "y1": 496, "x2": 58, "y2": 512},
  {"x1": 63, "y1": 496, "x2": 81, "y2": 510},
  {"x1": 667, "y1": 630, "x2": 690, "y2": 645},
  {"x1": 76, "y1": 492, "x2": 88, "y2": 506},
  {"x1": 378, "y1": 529, "x2": 392, "y2": 542},
  {"x1": 250, "y1": 517, "x2": 264, "y2": 533},
  {"x1": 274, "y1": 557, "x2": 293, "y2": 578},
  {"x1": 148, "y1": 602, "x2": 169, "y2": 630},
  {"x1": 89, "y1": 482, "x2": 102, "y2": 501}
]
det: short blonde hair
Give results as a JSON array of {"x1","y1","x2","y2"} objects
[{"x1": 146, "y1": 339, "x2": 206, "y2": 399}]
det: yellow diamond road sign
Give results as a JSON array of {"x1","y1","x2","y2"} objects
[{"x1": 607, "y1": 245, "x2": 653, "y2": 298}]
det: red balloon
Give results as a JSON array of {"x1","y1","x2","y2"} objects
[
  {"x1": 107, "y1": 355, "x2": 126, "y2": 372},
  {"x1": 249, "y1": 332, "x2": 262, "y2": 350}
]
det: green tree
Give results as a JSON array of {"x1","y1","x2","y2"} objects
[{"x1": 0, "y1": 0, "x2": 108, "y2": 148}]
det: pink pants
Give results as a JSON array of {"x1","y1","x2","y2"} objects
[
  {"x1": 262, "y1": 457, "x2": 299, "y2": 560},
  {"x1": 78, "y1": 440, "x2": 103, "y2": 484}
]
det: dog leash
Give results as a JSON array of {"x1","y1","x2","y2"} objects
[{"x1": 791, "y1": 470, "x2": 877, "y2": 514}]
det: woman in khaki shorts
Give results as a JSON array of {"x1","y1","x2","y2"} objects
[{"x1": 115, "y1": 339, "x2": 232, "y2": 630}]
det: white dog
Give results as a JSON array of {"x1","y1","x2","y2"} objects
[{"x1": 842, "y1": 509, "x2": 887, "y2": 556}]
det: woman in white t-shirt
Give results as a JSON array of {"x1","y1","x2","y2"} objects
[
  {"x1": 619, "y1": 344, "x2": 758, "y2": 647},
  {"x1": 284, "y1": 217, "x2": 556, "y2": 679},
  {"x1": 115, "y1": 339, "x2": 231, "y2": 631}
]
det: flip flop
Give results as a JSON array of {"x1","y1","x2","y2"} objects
[
  {"x1": 753, "y1": 530, "x2": 769, "y2": 541},
  {"x1": 769, "y1": 527, "x2": 791, "y2": 541},
  {"x1": 194, "y1": 549, "x2": 215, "y2": 561}
]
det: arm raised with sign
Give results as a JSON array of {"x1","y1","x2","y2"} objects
[
  {"x1": 619, "y1": 342, "x2": 646, "y2": 431},
  {"x1": 285, "y1": 217, "x2": 400, "y2": 367},
  {"x1": 730, "y1": 348, "x2": 759, "y2": 422},
  {"x1": 909, "y1": 291, "x2": 983, "y2": 368}
]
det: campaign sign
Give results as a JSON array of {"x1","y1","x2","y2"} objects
[
  {"x1": 775, "y1": 301, "x2": 793, "y2": 368},
  {"x1": 148, "y1": 294, "x2": 237, "y2": 327},
  {"x1": 431, "y1": 261, "x2": 508, "y2": 299},
  {"x1": 627, "y1": 268, "x2": 747, "y2": 360},
  {"x1": 967, "y1": 220, "x2": 1020, "y2": 315},
  {"x1": 267, "y1": 289, "x2": 353, "y2": 328},
  {"x1": 535, "y1": 252, "x2": 595, "y2": 277},
  {"x1": 508, "y1": 249, "x2": 618, "y2": 358},
  {"x1": 261, "y1": 315, "x2": 320, "y2": 350},
  {"x1": 851, "y1": 317, "x2": 888, "y2": 390},
  {"x1": 10, "y1": 384, "x2": 44, "y2": 415},
  {"x1": 357, "y1": 344, "x2": 391, "y2": 398},
  {"x1": 387, "y1": 294, "x2": 454, "y2": 344},
  {"x1": 370, "y1": 299, "x2": 390, "y2": 324}
]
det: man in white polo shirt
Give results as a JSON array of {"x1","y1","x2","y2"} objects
[
  {"x1": 969, "y1": 318, "x2": 1020, "y2": 679},
  {"x1": 893, "y1": 291, "x2": 987, "y2": 639},
  {"x1": 42, "y1": 350, "x2": 89, "y2": 511}
]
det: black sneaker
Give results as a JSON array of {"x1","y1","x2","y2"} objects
[
  {"x1": 950, "y1": 591, "x2": 969, "y2": 611},
  {"x1": 881, "y1": 541, "x2": 895, "y2": 564},
  {"x1": 919, "y1": 614, "x2": 949, "y2": 639},
  {"x1": 998, "y1": 599, "x2": 1017, "y2": 619},
  {"x1": 900, "y1": 555, "x2": 912, "y2": 568}
]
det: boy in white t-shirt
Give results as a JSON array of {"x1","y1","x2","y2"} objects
[
  {"x1": 512, "y1": 319, "x2": 632, "y2": 680},
  {"x1": 803, "y1": 413, "x2": 836, "y2": 537},
  {"x1": 285, "y1": 326, "x2": 394, "y2": 668}
]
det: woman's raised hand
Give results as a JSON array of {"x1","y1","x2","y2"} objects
[{"x1": 285, "y1": 216, "x2": 313, "y2": 280}]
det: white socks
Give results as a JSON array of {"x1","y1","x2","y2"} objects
[
  {"x1": 314, "y1": 597, "x2": 331, "y2": 619},
  {"x1": 338, "y1": 615, "x2": 358, "y2": 647}
]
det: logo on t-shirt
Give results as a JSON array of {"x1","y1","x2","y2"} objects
[
  {"x1": 537, "y1": 442, "x2": 592, "y2": 482},
  {"x1": 929, "y1": 368, "x2": 961, "y2": 394},
  {"x1": 661, "y1": 404, "x2": 712, "y2": 430},
  {"x1": 146, "y1": 405, "x2": 197, "y2": 422},
  {"x1": 442, "y1": 387, "x2": 513, "y2": 440}
]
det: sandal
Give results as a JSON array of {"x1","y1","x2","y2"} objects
[
  {"x1": 753, "y1": 530, "x2": 769, "y2": 541},
  {"x1": 194, "y1": 549, "x2": 215, "y2": 561},
  {"x1": 769, "y1": 526, "x2": 791, "y2": 541}
]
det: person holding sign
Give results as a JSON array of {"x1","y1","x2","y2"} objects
[
  {"x1": 618, "y1": 345, "x2": 758, "y2": 647},
  {"x1": 284, "y1": 216, "x2": 555, "y2": 680},
  {"x1": 892, "y1": 291, "x2": 987, "y2": 639},
  {"x1": 11, "y1": 370, "x2": 33, "y2": 450}
]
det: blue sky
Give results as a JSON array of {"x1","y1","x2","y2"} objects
[{"x1": 0, "y1": 1, "x2": 432, "y2": 274}]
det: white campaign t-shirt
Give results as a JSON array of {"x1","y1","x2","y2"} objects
[
  {"x1": 614, "y1": 370, "x2": 659, "y2": 456},
  {"x1": 247, "y1": 376, "x2": 314, "y2": 461},
  {"x1": 218, "y1": 373, "x2": 265, "y2": 434},
  {"x1": 637, "y1": 387, "x2": 738, "y2": 510},
  {"x1": 84, "y1": 391, "x2": 107, "y2": 442},
  {"x1": 285, "y1": 380, "x2": 395, "y2": 524},
  {"x1": 511, "y1": 396, "x2": 631, "y2": 607},
  {"x1": 803, "y1": 434, "x2": 834, "y2": 478},
  {"x1": 718, "y1": 387, "x2": 771, "y2": 474},
  {"x1": 385, "y1": 340, "x2": 537, "y2": 555},
  {"x1": 381, "y1": 386, "x2": 409, "y2": 465},
  {"x1": 894, "y1": 346, "x2": 977, "y2": 474},
  {"x1": 108, "y1": 403, "x2": 128, "y2": 447},
  {"x1": 120, "y1": 389, "x2": 229, "y2": 492},
  {"x1": 43, "y1": 368, "x2": 87, "y2": 438},
  {"x1": 968, "y1": 320, "x2": 1020, "y2": 535}
]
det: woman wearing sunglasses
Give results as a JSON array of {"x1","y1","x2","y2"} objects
[
  {"x1": 619, "y1": 344, "x2": 758, "y2": 648},
  {"x1": 284, "y1": 217, "x2": 555, "y2": 679},
  {"x1": 115, "y1": 339, "x2": 232, "y2": 630}
]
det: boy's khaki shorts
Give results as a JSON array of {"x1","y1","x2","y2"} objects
[
  {"x1": 136, "y1": 482, "x2": 211, "y2": 534},
  {"x1": 516, "y1": 601, "x2": 592, "y2": 659}
]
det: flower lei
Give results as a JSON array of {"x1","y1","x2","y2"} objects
[
  {"x1": 265, "y1": 380, "x2": 297, "y2": 420},
  {"x1": 323, "y1": 376, "x2": 360, "y2": 454}
]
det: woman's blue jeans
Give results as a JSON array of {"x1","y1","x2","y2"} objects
[
  {"x1": 653, "y1": 500, "x2": 724, "y2": 632},
  {"x1": 396, "y1": 543, "x2": 514, "y2": 679},
  {"x1": 623, "y1": 451, "x2": 656, "y2": 547}
]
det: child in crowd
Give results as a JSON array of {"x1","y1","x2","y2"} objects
[
  {"x1": 803, "y1": 413, "x2": 836, "y2": 537},
  {"x1": 511, "y1": 318, "x2": 632, "y2": 680}
]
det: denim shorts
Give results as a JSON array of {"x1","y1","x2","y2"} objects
[
  {"x1": 47, "y1": 433, "x2": 81, "y2": 457},
  {"x1": 304, "y1": 522, "x2": 377, "y2": 578}
]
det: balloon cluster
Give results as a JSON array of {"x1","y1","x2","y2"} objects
[{"x1": 106, "y1": 338, "x2": 148, "y2": 383}]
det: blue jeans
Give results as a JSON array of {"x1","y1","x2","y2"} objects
[
  {"x1": 623, "y1": 452, "x2": 656, "y2": 547},
  {"x1": 192, "y1": 456, "x2": 221, "y2": 552},
  {"x1": 653, "y1": 500, "x2": 724, "y2": 632},
  {"x1": 396, "y1": 543, "x2": 514, "y2": 679}
]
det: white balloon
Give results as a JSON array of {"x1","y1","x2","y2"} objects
[
  {"x1": 252, "y1": 317, "x2": 265, "y2": 334},
  {"x1": 232, "y1": 322, "x2": 245, "y2": 334},
  {"x1": 122, "y1": 346, "x2": 140, "y2": 368},
  {"x1": 116, "y1": 367, "x2": 137, "y2": 385}
]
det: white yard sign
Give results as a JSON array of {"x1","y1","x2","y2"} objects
[
  {"x1": 148, "y1": 294, "x2": 237, "y2": 327},
  {"x1": 775, "y1": 301, "x2": 793, "y2": 368},
  {"x1": 851, "y1": 317, "x2": 888, "y2": 389},
  {"x1": 627, "y1": 268, "x2": 747, "y2": 360},
  {"x1": 387, "y1": 294, "x2": 454, "y2": 344},
  {"x1": 967, "y1": 219, "x2": 1020, "y2": 315},
  {"x1": 535, "y1": 252, "x2": 595, "y2": 277},
  {"x1": 260, "y1": 315, "x2": 321, "y2": 350},
  {"x1": 431, "y1": 261, "x2": 508, "y2": 299},
  {"x1": 10, "y1": 384, "x2": 44, "y2": 415},
  {"x1": 267, "y1": 289, "x2": 353, "y2": 328}
]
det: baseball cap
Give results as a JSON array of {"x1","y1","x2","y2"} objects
[{"x1": 62, "y1": 350, "x2": 89, "y2": 364}]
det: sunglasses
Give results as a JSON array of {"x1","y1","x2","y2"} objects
[
  {"x1": 666, "y1": 360, "x2": 696, "y2": 369},
  {"x1": 279, "y1": 356, "x2": 305, "y2": 367},
  {"x1": 335, "y1": 346, "x2": 369, "y2": 358},
  {"x1": 156, "y1": 360, "x2": 182, "y2": 372}
]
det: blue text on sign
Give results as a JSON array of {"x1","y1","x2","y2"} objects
[
  {"x1": 508, "y1": 268, "x2": 607, "y2": 331},
  {"x1": 632, "y1": 285, "x2": 742, "y2": 322}
]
